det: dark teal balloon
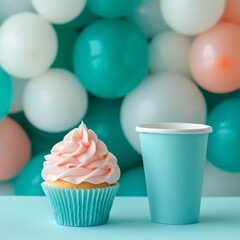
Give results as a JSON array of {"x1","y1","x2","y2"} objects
[
  {"x1": 117, "y1": 166, "x2": 147, "y2": 196},
  {"x1": 52, "y1": 25, "x2": 78, "y2": 70},
  {"x1": 73, "y1": 19, "x2": 148, "y2": 99},
  {"x1": 27, "y1": 119, "x2": 82, "y2": 157},
  {"x1": 88, "y1": 0, "x2": 140, "y2": 18},
  {"x1": 83, "y1": 95, "x2": 142, "y2": 171},
  {"x1": 14, "y1": 153, "x2": 46, "y2": 196},
  {"x1": 207, "y1": 98, "x2": 240, "y2": 172},
  {"x1": 27, "y1": 123, "x2": 68, "y2": 157},
  {"x1": 64, "y1": 5, "x2": 98, "y2": 29},
  {"x1": 201, "y1": 88, "x2": 239, "y2": 112},
  {"x1": 9, "y1": 111, "x2": 29, "y2": 130},
  {"x1": 0, "y1": 67, "x2": 12, "y2": 119}
]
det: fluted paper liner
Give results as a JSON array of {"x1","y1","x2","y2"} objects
[{"x1": 42, "y1": 183, "x2": 119, "y2": 227}]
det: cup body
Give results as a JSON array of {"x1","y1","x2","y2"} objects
[{"x1": 136, "y1": 123, "x2": 212, "y2": 225}]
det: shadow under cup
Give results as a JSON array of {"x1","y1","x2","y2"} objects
[{"x1": 136, "y1": 123, "x2": 212, "y2": 225}]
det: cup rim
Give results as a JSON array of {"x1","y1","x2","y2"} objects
[{"x1": 136, "y1": 123, "x2": 212, "y2": 134}]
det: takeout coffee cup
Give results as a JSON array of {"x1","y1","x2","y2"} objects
[{"x1": 136, "y1": 123, "x2": 212, "y2": 225}]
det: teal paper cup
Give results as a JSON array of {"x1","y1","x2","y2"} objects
[{"x1": 136, "y1": 123, "x2": 212, "y2": 225}]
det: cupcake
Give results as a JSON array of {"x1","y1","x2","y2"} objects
[{"x1": 41, "y1": 122, "x2": 120, "y2": 227}]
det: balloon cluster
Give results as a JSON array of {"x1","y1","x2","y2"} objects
[{"x1": 0, "y1": 0, "x2": 239, "y2": 196}]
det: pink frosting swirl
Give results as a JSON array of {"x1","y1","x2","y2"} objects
[{"x1": 42, "y1": 122, "x2": 120, "y2": 185}]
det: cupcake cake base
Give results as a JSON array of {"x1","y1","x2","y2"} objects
[{"x1": 45, "y1": 179, "x2": 115, "y2": 189}]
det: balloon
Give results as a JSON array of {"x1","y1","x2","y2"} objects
[
  {"x1": 32, "y1": 0, "x2": 86, "y2": 24},
  {"x1": 27, "y1": 123, "x2": 68, "y2": 156},
  {"x1": 0, "y1": 117, "x2": 31, "y2": 181},
  {"x1": 23, "y1": 68, "x2": 88, "y2": 132},
  {"x1": 64, "y1": 4, "x2": 98, "y2": 29},
  {"x1": 9, "y1": 111, "x2": 29, "y2": 130},
  {"x1": 9, "y1": 77, "x2": 28, "y2": 113},
  {"x1": 0, "y1": 0, "x2": 34, "y2": 23},
  {"x1": 161, "y1": 0, "x2": 226, "y2": 35},
  {"x1": 127, "y1": 0, "x2": 169, "y2": 38},
  {"x1": 201, "y1": 88, "x2": 240, "y2": 112},
  {"x1": 203, "y1": 161, "x2": 240, "y2": 196},
  {"x1": 221, "y1": 0, "x2": 240, "y2": 25},
  {"x1": 0, "y1": 180, "x2": 14, "y2": 195},
  {"x1": 0, "y1": 68, "x2": 12, "y2": 120},
  {"x1": 52, "y1": 26, "x2": 78, "y2": 71},
  {"x1": 83, "y1": 95, "x2": 142, "y2": 171},
  {"x1": 88, "y1": 0, "x2": 140, "y2": 18},
  {"x1": 0, "y1": 13, "x2": 58, "y2": 79},
  {"x1": 117, "y1": 166, "x2": 147, "y2": 196},
  {"x1": 149, "y1": 30, "x2": 192, "y2": 76},
  {"x1": 73, "y1": 19, "x2": 148, "y2": 99},
  {"x1": 207, "y1": 98, "x2": 240, "y2": 172},
  {"x1": 14, "y1": 153, "x2": 46, "y2": 196},
  {"x1": 29, "y1": 135, "x2": 61, "y2": 157},
  {"x1": 121, "y1": 73, "x2": 207, "y2": 153},
  {"x1": 190, "y1": 23, "x2": 240, "y2": 93}
]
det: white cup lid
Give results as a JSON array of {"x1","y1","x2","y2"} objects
[{"x1": 136, "y1": 123, "x2": 213, "y2": 134}]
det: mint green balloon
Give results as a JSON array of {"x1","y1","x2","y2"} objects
[
  {"x1": 73, "y1": 19, "x2": 148, "y2": 99},
  {"x1": 14, "y1": 153, "x2": 46, "y2": 196},
  {"x1": 52, "y1": 25, "x2": 78, "y2": 70},
  {"x1": 207, "y1": 98, "x2": 240, "y2": 172},
  {"x1": 0, "y1": 67, "x2": 12, "y2": 119},
  {"x1": 83, "y1": 95, "x2": 142, "y2": 170},
  {"x1": 88, "y1": 0, "x2": 140, "y2": 18},
  {"x1": 117, "y1": 166, "x2": 147, "y2": 196}
]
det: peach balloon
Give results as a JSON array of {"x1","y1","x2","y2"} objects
[
  {"x1": 0, "y1": 117, "x2": 31, "y2": 181},
  {"x1": 221, "y1": 0, "x2": 240, "y2": 25},
  {"x1": 190, "y1": 23, "x2": 240, "y2": 93}
]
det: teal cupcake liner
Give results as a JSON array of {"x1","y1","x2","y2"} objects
[{"x1": 42, "y1": 182, "x2": 119, "y2": 227}]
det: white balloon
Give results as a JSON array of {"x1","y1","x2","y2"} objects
[
  {"x1": 149, "y1": 30, "x2": 192, "y2": 76},
  {"x1": 0, "y1": 0, "x2": 34, "y2": 23},
  {"x1": 23, "y1": 69, "x2": 88, "y2": 132},
  {"x1": 32, "y1": 0, "x2": 86, "y2": 24},
  {"x1": 120, "y1": 73, "x2": 207, "y2": 153},
  {"x1": 128, "y1": 0, "x2": 169, "y2": 38},
  {"x1": 10, "y1": 77, "x2": 29, "y2": 113},
  {"x1": 161, "y1": 0, "x2": 226, "y2": 35},
  {"x1": 203, "y1": 161, "x2": 240, "y2": 196},
  {"x1": 0, "y1": 13, "x2": 58, "y2": 79}
]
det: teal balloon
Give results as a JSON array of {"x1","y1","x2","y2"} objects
[
  {"x1": 88, "y1": 0, "x2": 140, "y2": 18},
  {"x1": 27, "y1": 123, "x2": 68, "y2": 157},
  {"x1": 117, "y1": 166, "x2": 147, "y2": 196},
  {"x1": 9, "y1": 111, "x2": 29, "y2": 130},
  {"x1": 64, "y1": 5, "x2": 98, "y2": 29},
  {"x1": 0, "y1": 67, "x2": 12, "y2": 119},
  {"x1": 83, "y1": 95, "x2": 142, "y2": 170},
  {"x1": 207, "y1": 98, "x2": 240, "y2": 172},
  {"x1": 52, "y1": 25, "x2": 78, "y2": 70},
  {"x1": 201, "y1": 88, "x2": 239, "y2": 112},
  {"x1": 14, "y1": 153, "x2": 46, "y2": 196},
  {"x1": 73, "y1": 19, "x2": 148, "y2": 99}
]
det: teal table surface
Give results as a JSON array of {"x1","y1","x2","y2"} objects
[{"x1": 0, "y1": 196, "x2": 240, "y2": 240}]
